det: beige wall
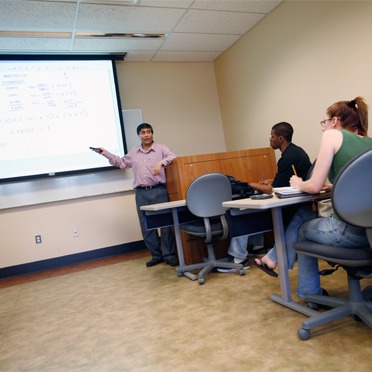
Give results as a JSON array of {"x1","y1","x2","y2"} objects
[
  {"x1": 117, "y1": 62, "x2": 226, "y2": 156},
  {"x1": 0, "y1": 62, "x2": 225, "y2": 268},
  {"x1": 215, "y1": 0, "x2": 372, "y2": 162}
]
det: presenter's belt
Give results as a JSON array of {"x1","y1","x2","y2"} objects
[{"x1": 136, "y1": 184, "x2": 165, "y2": 190}]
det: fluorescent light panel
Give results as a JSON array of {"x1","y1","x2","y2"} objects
[
  {"x1": 76, "y1": 33, "x2": 166, "y2": 39},
  {"x1": 0, "y1": 31, "x2": 166, "y2": 39}
]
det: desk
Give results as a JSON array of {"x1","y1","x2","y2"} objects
[
  {"x1": 140, "y1": 200, "x2": 199, "y2": 281},
  {"x1": 223, "y1": 195, "x2": 318, "y2": 317}
]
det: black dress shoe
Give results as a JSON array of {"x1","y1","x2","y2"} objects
[
  {"x1": 165, "y1": 257, "x2": 179, "y2": 267},
  {"x1": 146, "y1": 257, "x2": 164, "y2": 267}
]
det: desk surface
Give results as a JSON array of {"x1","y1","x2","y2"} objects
[
  {"x1": 223, "y1": 194, "x2": 312, "y2": 210},
  {"x1": 140, "y1": 200, "x2": 186, "y2": 211},
  {"x1": 140, "y1": 195, "x2": 312, "y2": 212}
]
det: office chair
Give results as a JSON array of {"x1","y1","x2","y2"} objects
[
  {"x1": 177, "y1": 173, "x2": 245, "y2": 285},
  {"x1": 295, "y1": 148, "x2": 372, "y2": 340}
]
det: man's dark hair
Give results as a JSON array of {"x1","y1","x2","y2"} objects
[
  {"x1": 136, "y1": 123, "x2": 153, "y2": 135},
  {"x1": 272, "y1": 122, "x2": 293, "y2": 142}
]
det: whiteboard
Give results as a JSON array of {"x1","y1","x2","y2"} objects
[
  {"x1": 0, "y1": 58, "x2": 126, "y2": 182},
  {"x1": 0, "y1": 109, "x2": 143, "y2": 209}
]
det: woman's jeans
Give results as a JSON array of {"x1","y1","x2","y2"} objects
[
  {"x1": 229, "y1": 205, "x2": 316, "y2": 262},
  {"x1": 266, "y1": 205, "x2": 317, "y2": 269},
  {"x1": 296, "y1": 215, "x2": 368, "y2": 298}
]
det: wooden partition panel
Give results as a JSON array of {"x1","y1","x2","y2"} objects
[{"x1": 166, "y1": 147, "x2": 276, "y2": 201}]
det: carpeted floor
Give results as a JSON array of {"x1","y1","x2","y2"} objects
[{"x1": 0, "y1": 252, "x2": 371, "y2": 371}]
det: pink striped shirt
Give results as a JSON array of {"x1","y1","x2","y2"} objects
[{"x1": 104, "y1": 143, "x2": 176, "y2": 188}]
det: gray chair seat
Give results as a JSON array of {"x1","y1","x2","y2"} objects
[
  {"x1": 182, "y1": 218, "x2": 223, "y2": 237},
  {"x1": 296, "y1": 241, "x2": 372, "y2": 267}
]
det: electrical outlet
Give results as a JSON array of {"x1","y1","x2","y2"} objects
[
  {"x1": 73, "y1": 229, "x2": 79, "y2": 237},
  {"x1": 35, "y1": 235, "x2": 42, "y2": 244}
]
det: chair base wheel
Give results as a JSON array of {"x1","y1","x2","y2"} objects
[{"x1": 298, "y1": 327, "x2": 311, "y2": 340}]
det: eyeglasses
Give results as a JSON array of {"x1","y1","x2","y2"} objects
[{"x1": 320, "y1": 118, "x2": 332, "y2": 127}]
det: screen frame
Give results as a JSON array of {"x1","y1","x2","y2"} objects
[{"x1": 0, "y1": 54, "x2": 127, "y2": 184}]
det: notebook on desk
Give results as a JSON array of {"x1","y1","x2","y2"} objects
[{"x1": 273, "y1": 187, "x2": 310, "y2": 198}]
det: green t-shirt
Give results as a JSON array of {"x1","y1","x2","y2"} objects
[{"x1": 328, "y1": 130, "x2": 372, "y2": 184}]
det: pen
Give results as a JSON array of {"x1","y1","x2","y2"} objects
[{"x1": 292, "y1": 165, "x2": 297, "y2": 176}]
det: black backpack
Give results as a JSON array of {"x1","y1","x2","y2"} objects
[{"x1": 226, "y1": 175, "x2": 255, "y2": 199}]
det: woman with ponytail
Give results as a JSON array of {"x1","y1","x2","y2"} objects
[{"x1": 290, "y1": 97, "x2": 372, "y2": 300}]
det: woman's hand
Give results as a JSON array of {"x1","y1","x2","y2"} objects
[{"x1": 289, "y1": 175, "x2": 303, "y2": 190}]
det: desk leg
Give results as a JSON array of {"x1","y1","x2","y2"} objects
[
  {"x1": 269, "y1": 207, "x2": 318, "y2": 317},
  {"x1": 171, "y1": 209, "x2": 198, "y2": 281}
]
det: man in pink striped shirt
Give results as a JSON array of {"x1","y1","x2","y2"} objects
[{"x1": 95, "y1": 123, "x2": 178, "y2": 267}]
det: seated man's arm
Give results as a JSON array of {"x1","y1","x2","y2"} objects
[
  {"x1": 322, "y1": 183, "x2": 332, "y2": 192},
  {"x1": 249, "y1": 182, "x2": 273, "y2": 195},
  {"x1": 260, "y1": 178, "x2": 273, "y2": 186}
]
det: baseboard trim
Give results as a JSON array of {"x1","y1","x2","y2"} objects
[{"x1": 0, "y1": 241, "x2": 147, "y2": 279}]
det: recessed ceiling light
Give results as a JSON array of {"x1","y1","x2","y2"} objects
[
  {"x1": 79, "y1": 0, "x2": 140, "y2": 5},
  {"x1": 75, "y1": 33, "x2": 167, "y2": 39}
]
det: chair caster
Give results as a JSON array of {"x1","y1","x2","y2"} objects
[
  {"x1": 198, "y1": 276, "x2": 205, "y2": 285},
  {"x1": 298, "y1": 327, "x2": 311, "y2": 340},
  {"x1": 176, "y1": 269, "x2": 184, "y2": 277},
  {"x1": 239, "y1": 268, "x2": 246, "y2": 276}
]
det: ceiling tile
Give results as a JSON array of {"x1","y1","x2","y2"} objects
[
  {"x1": 0, "y1": 37, "x2": 72, "y2": 51},
  {"x1": 161, "y1": 33, "x2": 240, "y2": 52},
  {"x1": 0, "y1": 0, "x2": 77, "y2": 31},
  {"x1": 191, "y1": 0, "x2": 282, "y2": 13},
  {"x1": 175, "y1": 9, "x2": 265, "y2": 34},
  {"x1": 138, "y1": 0, "x2": 193, "y2": 8},
  {"x1": 72, "y1": 37, "x2": 164, "y2": 51}
]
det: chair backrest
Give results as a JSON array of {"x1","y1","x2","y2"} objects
[
  {"x1": 332, "y1": 148, "x2": 372, "y2": 246},
  {"x1": 185, "y1": 172, "x2": 232, "y2": 218},
  {"x1": 306, "y1": 159, "x2": 316, "y2": 180}
]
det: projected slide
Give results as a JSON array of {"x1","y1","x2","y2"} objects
[{"x1": 0, "y1": 57, "x2": 126, "y2": 182}]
